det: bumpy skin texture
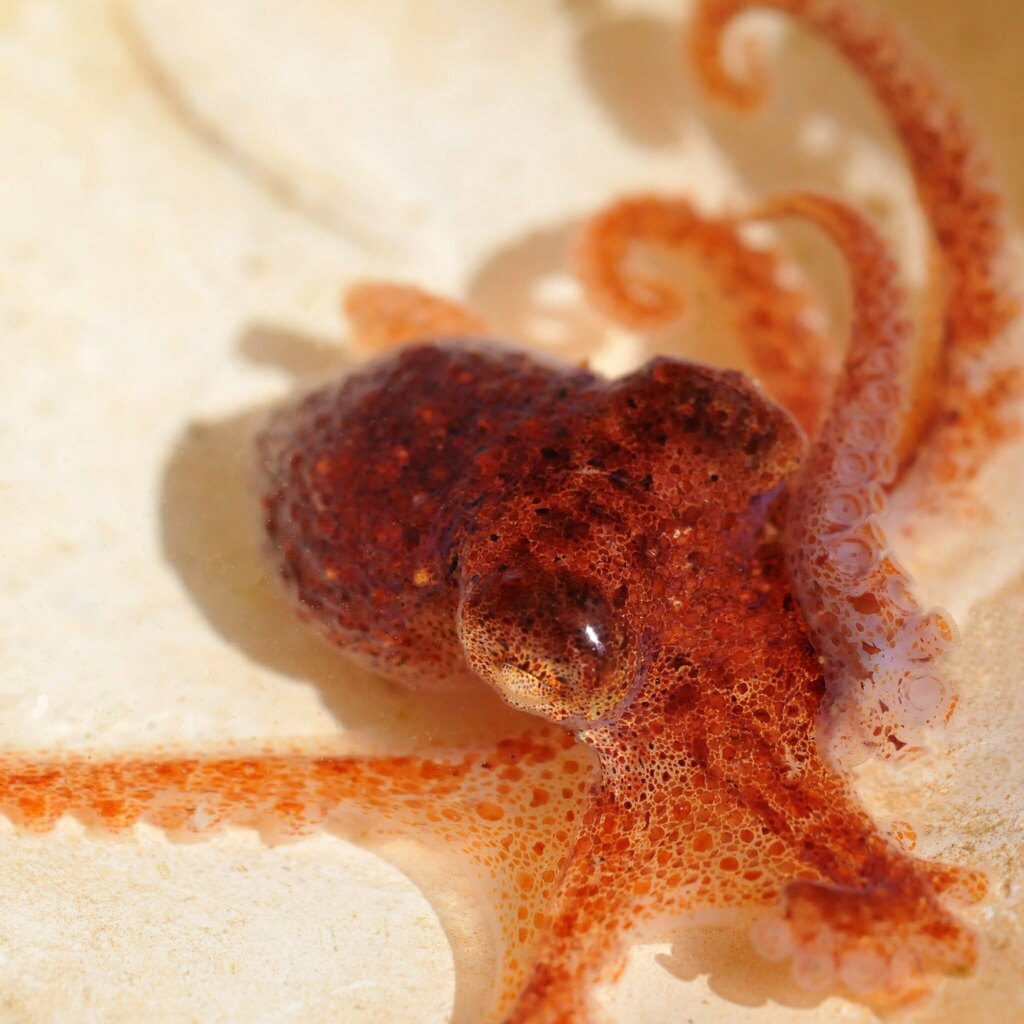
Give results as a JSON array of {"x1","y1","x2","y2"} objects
[
  {"x1": 765, "y1": 195, "x2": 962, "y2": 764},
  {"x1": 1, "y1": 1, "x2": 1018, "y2": 1022}
]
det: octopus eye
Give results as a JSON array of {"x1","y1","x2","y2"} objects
[{"x1": 457, "y1": 569, "x2": 639, "y2": 728}]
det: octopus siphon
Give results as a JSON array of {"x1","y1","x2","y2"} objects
[{"x1": 2, "y1": 1, "x2": 1021, "y2": 1021}]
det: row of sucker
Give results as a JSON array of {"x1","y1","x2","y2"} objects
[{"x1": 763, "y1": 193, "x2": 959, "y2": 763}]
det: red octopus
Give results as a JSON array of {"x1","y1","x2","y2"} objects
[{"x1": 2, "y1": 1, "x2": 1019, "y2": 1021}]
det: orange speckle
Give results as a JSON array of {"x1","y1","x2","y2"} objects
[{"x1": 476, "y1": 801, "x2": 505, "y2": 822}]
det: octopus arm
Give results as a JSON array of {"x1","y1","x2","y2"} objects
[
  {"x1": 575, "y1": 193, "x2": 835, "y2": 434},
  {"x1": 689, "y1": 0, "x2": 1023, "y2": 487},
  {"x1": 765, "y1": 192, "x2": 959, "y2": 762},
  {"x1": 0, "y1": 730, "x2": 606, "y2": 1024},
  {"x1": 498, "y1": 700, "x2": 981, "y2": 1019},
  {"x1": 343, "y1": 281, "x2": 490, "y2": 353}
]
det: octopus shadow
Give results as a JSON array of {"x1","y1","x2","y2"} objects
[
  {"x1": 569, "y1": 3, "x2": 693, "y2": 151},
  {"x1": 467, "y1": 217, "x2": 615, "y2": 364}
]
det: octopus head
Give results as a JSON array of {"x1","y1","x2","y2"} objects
[{"x1": 456, "y1": 359, "x2": 805, "y2": 730}]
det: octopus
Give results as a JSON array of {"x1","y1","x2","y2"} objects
[{"x1": 2, "y1": 1, "x2": 1020, "y2": 1021}]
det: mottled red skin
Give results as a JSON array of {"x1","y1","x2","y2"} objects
[{"x1": 257, "y1": 344, "x2": 798, "y2": 711}]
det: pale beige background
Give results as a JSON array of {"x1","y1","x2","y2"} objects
[{"x1": 1, "y1": 1, "x2": 1022, "y2": 1022}]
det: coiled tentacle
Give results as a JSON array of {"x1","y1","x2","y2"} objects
[
  {"x1": 690, "y1": 0, "x2": 1022, "y2": 484},
  {"x1": 575, "y1": 193, "x2": 835, "y2": 434}
]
